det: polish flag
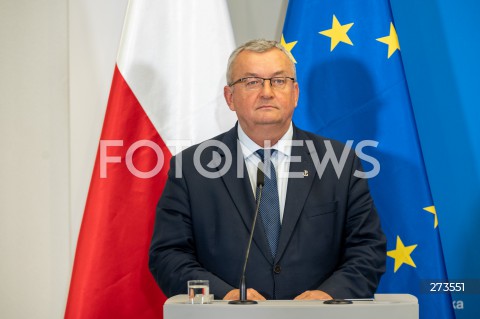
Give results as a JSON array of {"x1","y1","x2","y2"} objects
[{"x1": 65, "y1": 1, "x2": 236, "y2": 318}]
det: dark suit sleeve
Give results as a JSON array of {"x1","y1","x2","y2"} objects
[
  {"x1": 149, "y1": 156, "x2": 234, "y2": 299},
  {"x1": 317, "y1": 154, "x2": 386, "y2": 298}
]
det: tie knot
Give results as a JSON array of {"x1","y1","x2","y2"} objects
[{"x1": 256, "y1": 149, "x2": 276, "y2": 162}]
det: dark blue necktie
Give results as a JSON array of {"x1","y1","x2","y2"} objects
[{"x1": 256, "y1": 149, "x2": 281, "y2": 259}]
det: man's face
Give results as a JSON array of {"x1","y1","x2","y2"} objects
[{"x1": 224, "y1": 48, "x2": 299, "y2": 134}]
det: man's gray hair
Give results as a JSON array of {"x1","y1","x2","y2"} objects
[{"x1": 226, "y1": 39, "x2": 297, "y2": 85}]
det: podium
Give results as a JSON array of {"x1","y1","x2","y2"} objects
[{"x1": 164, "y1": 294, "x2": 418, "y2": 319}]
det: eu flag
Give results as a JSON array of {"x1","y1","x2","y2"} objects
[{"x1": 282, "y1": 1, "x2": 455, "y2": 318}]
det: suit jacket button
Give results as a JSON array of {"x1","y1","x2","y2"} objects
[{"x1": 274, "y1": 264, "x2": 281, "y2": 274}]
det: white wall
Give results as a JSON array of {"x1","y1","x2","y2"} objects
[
  {"x1": 227, "y1": 0, "x2": 288, "y2": 45},
  {"x1": 0, "y1": 0, "x2": 70, "y2": 318},
  {"x1": 0, "y1": 0, "x2": 287, "y2": 318}
]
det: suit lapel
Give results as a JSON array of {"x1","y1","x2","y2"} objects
[
  {"x1": 218, "y1": 126, "x2": 273, "y2": 263},
  {"x1": 275, "y1": 127, "x2": 317, "y2": 263}
]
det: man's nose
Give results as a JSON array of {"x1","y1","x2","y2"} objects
[{"x1": 260, "y1": 79, "x2": 274, "y2": 96}]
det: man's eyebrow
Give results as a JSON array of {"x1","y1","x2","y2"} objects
[
  {"x1": 271, "y1": 70, "x2": 288, "y2": 76},
  {"x1": 241, "y1": 71, "x2": 288, "y2": 77}
]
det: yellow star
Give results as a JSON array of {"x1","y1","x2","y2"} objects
[
  {"x1": 376, "y1": 22, "x2": 401, "y2": 58},
  {"x1": 423, "y1": 206, "x2": 438, "y2": 228},
  {"x1": 280, "y1": 34, "x2": 298, "y2": 63},
  {"x1": 387, "y1": 236, "x2": 417, "y2": 273},
  {"x1": 319, "y1": 15, "x2": 354, "y2": 51}
]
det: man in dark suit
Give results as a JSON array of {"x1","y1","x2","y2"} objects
[{"x1": 149, "y1": 39, "x2": 386, "y2": 301}]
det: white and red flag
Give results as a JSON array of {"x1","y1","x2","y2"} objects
[{"x1": 65, "y1": 1, "x2": 236, "y2": 318}]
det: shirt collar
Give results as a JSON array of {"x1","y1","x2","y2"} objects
[{"x1": 237, "y1": 122, "x2": 293, "y2": 159}]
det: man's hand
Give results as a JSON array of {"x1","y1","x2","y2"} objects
[
  {"x1": 223, "y1": 288, "x2": 266, "y2": 301},
  {"x1": 294, "y1": 290, "x2": 333, "y2": 300}
]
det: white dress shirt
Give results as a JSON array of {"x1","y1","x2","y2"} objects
[{"x1": 237, "y1": 123, "x2": 293, "y2": 223}]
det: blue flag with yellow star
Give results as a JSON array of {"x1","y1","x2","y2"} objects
[{"x1": 282, "y1": 1, "x2": 454, "y2": 319}]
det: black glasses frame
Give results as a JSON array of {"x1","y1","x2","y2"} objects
[{"x1": 229, "y1": 76, "x2": 295, "y2": 88}]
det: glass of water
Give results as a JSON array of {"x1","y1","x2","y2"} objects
[{"x1": 187, "y1": 280, "x2": 210, "y2": 304}]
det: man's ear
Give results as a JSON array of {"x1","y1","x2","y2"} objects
[
  {"x1": 294, "y1": 82, "x2": 300, "y2": 107},
  {"x1": 224, "y1": 86, "x2": 235, "y2": 111}
]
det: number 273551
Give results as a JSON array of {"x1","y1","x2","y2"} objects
[{"x1": 430, "y1": 282, "x2": 464, "y2": 292}]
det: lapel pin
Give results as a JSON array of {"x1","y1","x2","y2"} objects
[{"x1": 303, "y1": 170, "x2": 309, "y2": 177}]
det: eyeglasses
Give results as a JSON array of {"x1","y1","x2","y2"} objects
[{"x1": 229, "y1": 76, "x2": 295, "y2": 90}]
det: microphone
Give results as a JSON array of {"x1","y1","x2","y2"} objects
[{"x1": 229, "y1": 165, "x2": 264, "y2": 305}]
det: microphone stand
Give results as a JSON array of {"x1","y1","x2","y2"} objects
[{"x1": 229, "y1": 167, "x2": 264, "y2": 305}]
